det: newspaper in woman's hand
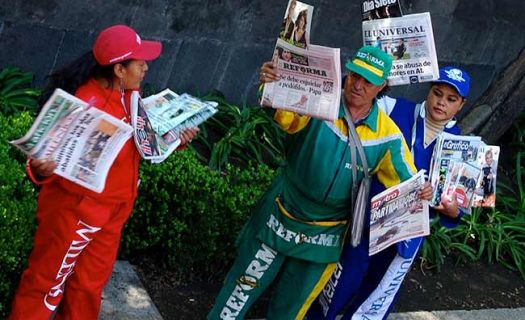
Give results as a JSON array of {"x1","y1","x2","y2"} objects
[{"x1": 10, "y1": 88, "x2": 133, "y2": 193}]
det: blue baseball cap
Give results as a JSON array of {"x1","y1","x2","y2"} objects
[{"x1": 433, "y1": 66, "x2": 470, "y2": 98}]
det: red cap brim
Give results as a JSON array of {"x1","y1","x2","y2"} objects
[{"x1": 130, "y1": 40, "x2": 162, "y2": 61}]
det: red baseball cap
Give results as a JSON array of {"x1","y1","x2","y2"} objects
[{"x1": 93, "y1": 25, "x2": 162, "y2": 65}]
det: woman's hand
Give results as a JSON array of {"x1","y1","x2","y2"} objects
[
  {"x1": 178, "y1": 127, "x2": 200, "y2": 146},
  {"x1": 259, "y1": 61, "x2": 280, "y2": 84},
  {"x1": 30, "y1": 158, "x2": 57, "y2": 179},
  {"x1": 432, "y1": 193, "x2": 460, "y2": 219},
  {"x1": 417, "y1": 181, "x2": 433, "y2": 201}
]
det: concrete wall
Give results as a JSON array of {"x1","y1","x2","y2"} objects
[{"x1": 1, "y1": 0, "x2": 524, "y2": 116}]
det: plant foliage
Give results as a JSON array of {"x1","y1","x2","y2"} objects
[
  {"x1": 193, "y1": 93, "x2": 285, "y2": 170},
  {"x1": 422, "y1": 114, "x2": 525, "y2": 279},
  {"x1": 0, "y1": 112, "x2": 37, "y2": 318},
  {"x1": 121, "y1": 150, "x2": 276, "y2": 279},
  {"x1": 0, "y1": 67, "x2": 41, "y2": 116}
]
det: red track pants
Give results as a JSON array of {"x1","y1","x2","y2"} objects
[{"x1": 9, "y1": 184, "x2": 134, "y2": 320}]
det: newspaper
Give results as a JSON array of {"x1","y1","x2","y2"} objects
[
  {"x1": 10, "y1": 88, "x2": 133, "y2": 193},
  {"x1": 443, "y1": 161, "x2": 482, "y2": 209},
  {"x1": 262, "y1": 39, "x2": 341, "y2": 121},
  {"x1": 262, "y1": 0, "x2": 341, "y2": 121},
  {"x1": 429, "y1": 132, "x2": 483, "y2": 207},
  {"x1": 278, "y1": 0, "x2": 314, "y2": 49},
  {"x1": 132, "y1": 89, "x2": 218, "y2": 163},
  {"x1": 369, "y1": 170, "x2": 429, "y2": 256},
  {"x1": 362, "y1": 12, "x2": 439, "y2": 86},
  {"x1": 361, "y1": 0, "x2": 403, "y2": 21},
  {"x1": 472, "y1": 145, "x2": 500, "y2": 207}
]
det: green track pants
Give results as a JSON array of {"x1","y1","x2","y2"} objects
[{"x1": 208, "y1": 235, "x2": 336, "y2": 320}]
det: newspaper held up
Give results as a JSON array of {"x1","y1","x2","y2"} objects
[
  {"x1": 362, "y1": 12, "x2": 439, "y2": 86},
  {"x1": 262, "y1": 39, "x2": 341, "y2": 121},
  {"x1": 131, "y1": 89, "x2": 218, "y2": 163},
  {"x1": 10, "y1": 88, "x2": 133, "y2": 193},
  {"x1": 429, "y1": 132, "x2": 484, "y2": 208},
  {"x1": 472, "y1": 145, "x2": 500, "y2": 207},
  {"x1": 361, "y1": 0, "x2": 403, "y2": 21},
  {"x1": 278, "y1": 0, "x2": 314, "y2": 49},
  {"x1": 369, "y1": 170, "x2": 429, "y2": 256}
]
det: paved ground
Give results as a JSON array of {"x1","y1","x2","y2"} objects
[{"x1": 100, "y1": 261, "x2": 525, "y2": 320}]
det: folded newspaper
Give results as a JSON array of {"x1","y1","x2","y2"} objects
[
  {"x1": 131, "y1": 89, "x2": 218, "y2": 163},
  {"x1": 369, "y1": 170, "x2": 429, "y2": 256},
  {"x1": 10, "y1": 88, "x2": 133, "y2": 193},
  {"x1": 262, "y1": 0, "x2": 342, "y2": 121},
  {"x1": 429, "y1": 132, "x2": 499, "y2": 209}
]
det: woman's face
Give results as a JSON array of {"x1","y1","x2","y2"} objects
[
  {"x1": 121, "y1": 60, "x2": 149, "y2": 90},
  {"x1": 425, "y1": 83, "x2": 465, "y2": 122},
  {"x1": 282, "y1": 50, "x2": 292, "y2": 62},
  {"x1": 298, "y1": 15, "x2": 306, "y2": 29}
]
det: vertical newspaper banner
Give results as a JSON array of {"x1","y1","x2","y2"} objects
[
  {"x1": 262, "y1": 0, "x2": 341, "y2": 121},
  {"x1": 278, "y1": 0, "x2": 314, "y2": 49},
  {"x1": 473, "y1": 145, "x2": 500, "y2": 207},
  {"x1": 361, "y1": 0, "x2": 403, "y2": 21},
  {"x1": 362, "y1": 12, "x2": 439, "y2": 86}
]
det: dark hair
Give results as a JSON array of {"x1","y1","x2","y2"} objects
[
  {"x1": 38, "y1": 51, "x2": 130, "y2": 110},
  {"x1": 296, "y1": 10, "x2": 308, "y2": 29}
]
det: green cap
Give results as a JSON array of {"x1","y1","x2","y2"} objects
[{"x1": 345, "y1": 46, "x2": 393, "y2": 86}]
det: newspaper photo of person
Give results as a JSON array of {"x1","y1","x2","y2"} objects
[
  {"x1": 279, "y1": 0, "x2": 296, "y2": 40},
  {"x1": 473, "y1": 145, "x2": 500, "y2": 207},
  {"x1": 278, "y1": 0, "x2": 313, "y2": 49},
  {"x1": 291, "y1": 9, "x2": 309, "y2": 48}
]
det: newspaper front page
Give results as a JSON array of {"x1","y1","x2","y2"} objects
[
  {"x1": 261, "y1": 39, "x2": 341, "y2": 121},
  {"x1": 362, "y1": 12, "x2": 438, "y2": 86},
  {"x1": 11, "y1": 89, "x2": 133, "y2": 193},
  {"x1": 429, "y1": 132, "x2": 483, "y2": 207},
  {"x1": 262, "y1": 0, "x2": 341, "y2": 121},
  {"x1": 369, "y1": 170, "x2": 429, "y2": 256},
  {"x1": 132, "y1": 89, "x2": 218, "y2": 163}
]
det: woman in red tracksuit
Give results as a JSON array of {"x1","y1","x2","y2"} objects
[{"x1": 9, "y1": 25, "x2": 198, "y2": 320}]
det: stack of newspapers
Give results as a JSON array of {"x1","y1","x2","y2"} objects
[
  {"x1": 131, "y1": 89, "x2": 217, "y2": 163},
  {"x1": 429, "y1": 132, "x2": 500, "y2": 209},
  {"x1": 11, "y1": 88, "x2": 217, "y2": 193}
]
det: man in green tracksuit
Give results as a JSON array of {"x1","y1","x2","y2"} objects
[{"x1": 208, "y1": 46, "x2": 416, "y2": 320}]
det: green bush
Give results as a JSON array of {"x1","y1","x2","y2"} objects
[
  {"x1": 121, "y1": 150, "x2": 276, "y2": 279},
  {"x1": 0, "y1": 67, "x2": 41, "y2": 116},
  {"x1": 0, "y1": 112, "x2": 38, "y2": 317}
]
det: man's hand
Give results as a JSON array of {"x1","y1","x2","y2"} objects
[{"x1": 259, "y1": 61, "x2": 280, "y2": 84}]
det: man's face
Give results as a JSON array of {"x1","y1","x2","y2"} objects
[
  {"x1": 344, "y1": 72, "x2": 385, "y2": 108},
  {"x1": 426, "y1": 83, "x2": 465, "y2": 122}
]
